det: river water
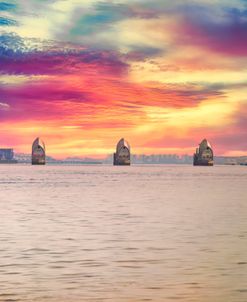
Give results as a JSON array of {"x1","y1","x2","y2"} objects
[{"x1": 0, "y1": 164, "x2": 246, "y2": 302}]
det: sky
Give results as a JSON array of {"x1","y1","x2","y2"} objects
[{"x1": 0, "y1": 0, "x2": 247, "y2": 158}]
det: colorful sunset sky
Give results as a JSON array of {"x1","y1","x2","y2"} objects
[{"x1": 0, "y1": 0, "x2": 247, "y2": 158}]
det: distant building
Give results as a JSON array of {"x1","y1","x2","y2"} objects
[
  {"x1": 113, "y1": 138, "x2": 131, "y2": 166},
  {"x1": 32, "y1": 137, "x2": 46, "y2": 165},
  {"x1": 193, "y1": 139, "x2": 214, "y2": 166},
  {"x1": 0, "y1": 148, "x2": 17, "y2": 163}
]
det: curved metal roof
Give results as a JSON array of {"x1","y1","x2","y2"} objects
[
  {"x1": 116, "y1": 138, "x2": 130, "y2": 152},
  {"x1": 199, "y1": 138, "x2": 212, "y2": 151},
  {"x1": 32, "y1": 137, "x2": 46, "y2": 152}
]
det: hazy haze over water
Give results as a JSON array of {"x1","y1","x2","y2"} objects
[{"x1": 0, "y1": 165, "x2": 246, "y2": 302}]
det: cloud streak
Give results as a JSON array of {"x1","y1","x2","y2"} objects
[
  {"x1": 167, "y1": 4, "x2": 247, "y2": 56},
  {"x1": 0, "y1": 101, "x2": 10, "y2": 110},
  {"x1": 0, "y1": 0, "x2": 246, "y2": 156}
]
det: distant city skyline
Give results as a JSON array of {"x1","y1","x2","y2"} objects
[
  {"x1": 0, "y1": 1, "x2": 247, "y2": 157},
  {"x1": 13, "y1": 151, "x2": 247, "y2": 166}
]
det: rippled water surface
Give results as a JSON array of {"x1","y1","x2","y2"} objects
[{"x1": 0, "y1": 164, "x2": 246, "y2": 302}]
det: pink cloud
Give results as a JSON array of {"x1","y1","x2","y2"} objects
[{"x1": 174, "y1": 16, "x2": 247, "y2": 57}]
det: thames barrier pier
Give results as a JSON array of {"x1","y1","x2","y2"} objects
[
  {"x1": 32, "y1": 137, "x2": 46, "y2": 165},
  {"x1": 193, "y1": 139, "x2": 214, "y2": 166},
  {"x1": 113, "y1": 138, "x2": 131, "y2": 166},
  {"x1": 0, "y1": 148, "x2": 17, "y2": 164}
]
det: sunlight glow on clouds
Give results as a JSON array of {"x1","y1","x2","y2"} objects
[{"x1": 0, "y1": 0, "x2": 246, "y2": 157}]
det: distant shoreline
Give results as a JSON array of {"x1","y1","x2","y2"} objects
[{"x1": 0, "y1": 162, "x2": 246, "y2": 166}]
